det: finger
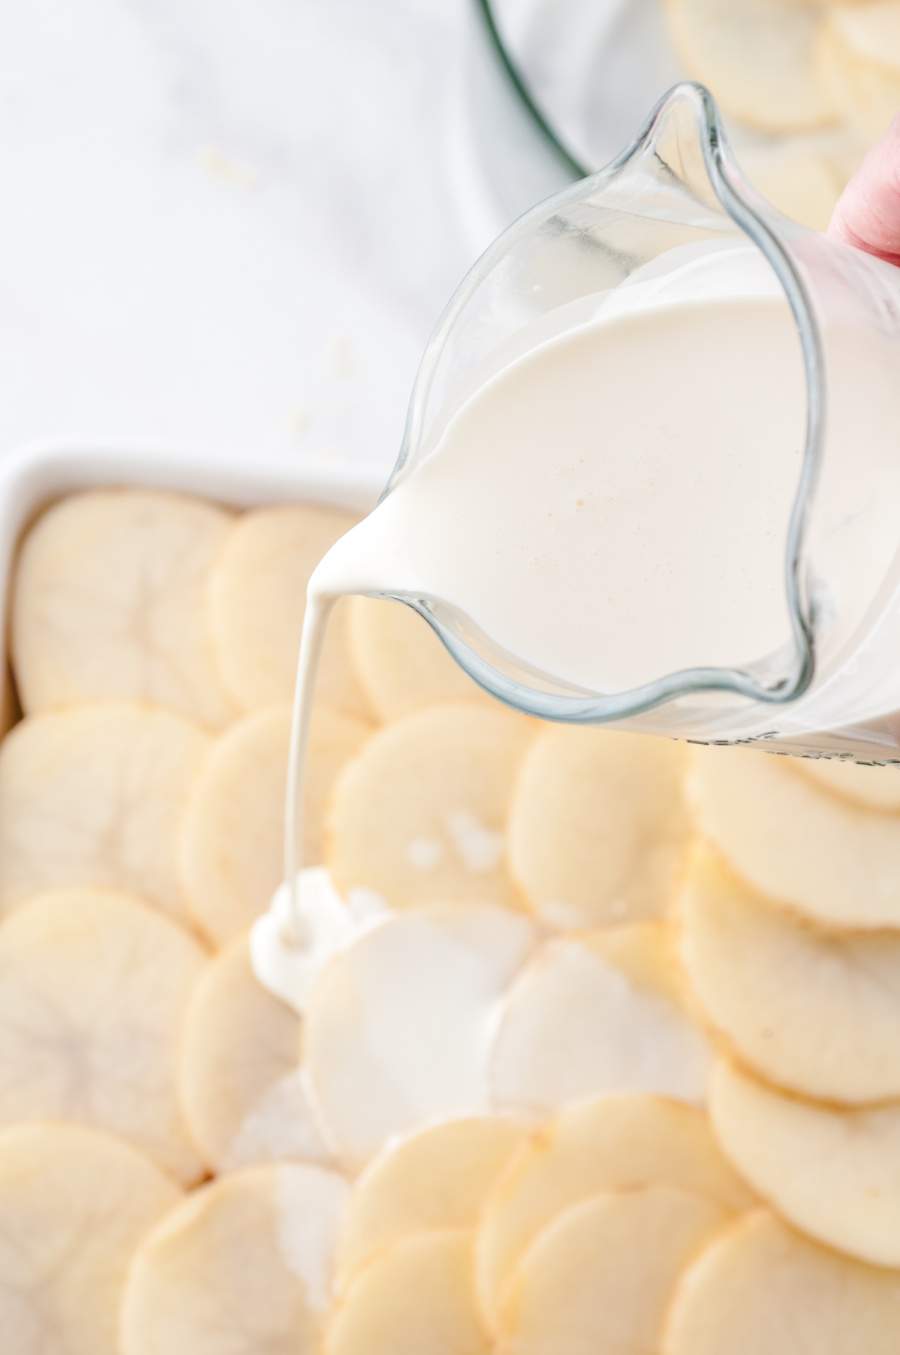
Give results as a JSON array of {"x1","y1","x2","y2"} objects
[{"x1": 829, "y1": 116, "x2": 900, "y2": 265}]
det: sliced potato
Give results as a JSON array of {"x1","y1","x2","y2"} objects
[
  {"x1": 681, "y1": 850, "x2": 900, "y2": 1103},
  {"x1": 710, "y1": 1057, "x2": 900, "y2": 1266},
  {"x1": 335, "y1": 1116, "x2": 527, "y2": 1291},
  {"x1": 508, "y1": 725, "x2": 690, "y2": 931},
  {"x1": 305, "y1": 904, "x2": 535, "y2": 1170},
  {"x1": 0, "y1": 665, "x2": 17, "y2": 737},
  {"x1": 122, "y1": 1163, "x2": 350, "y2": 1354},
  {"x1": 796, "y1": 756, "x2": 900, "y2": 810},
  {"x1": 489, "y1": 925, "x2": 709, "y2": 1114},
  {"x1": 665, "y1": 0, "x2": 836, "y2": 131},
  {"x1": 830, "y1": 0, "x2": 900, "y2": 59},
  {"x1": 247, "y1": 865, "x2": 388, "y2": 1017},
  {"x1": 591, "y1": 916, "x2": 693, "y2": 1003},
  {"x1": 499, "y1": 1186, "x2": 727, "y2": 1355},
  {"x1": 818, "y1": 4, "x2": 900, "y2": 138},
  {"x1": 0, "y1": 1122, "x2": 180, "y2": 1355},
  {"x1": 325, "y1": 1231, "x2": 490, "y2": 1355},
  {"x1": 11, "y1": 489, "x2": 236, "y2": 728},
  {"x1": 689, "y1": 745, "x2": 900, "y2": 928},
  {"x1": 328, "y1": 703, "x2": 534, "y2": 911},
  {"x1": 0, "y1": 889, "x2": 205, "y2": 1183},
  {"x1": 664, "y1": 1209, "x2": 900, "y2": 1355},
  {"x1": 0, "y1": 704, "x2": 209, "y2": 923},
  {"x1": 738, "y1": 140, "x2": 843, "y2": 229},
  {"x1": 347, "y1": 596, "x2": 489, "y2": 720},
  {"x1": 208, "y1": 503, "x2": 369, "y2": 716},
  {"x1": 179, "y1": 932, "x2": 329, "y2": 1172},
  {"x1": 476, "y1": 1093, "x2": 753, "y2": 1327},
  {"x1": 179, "y1": 703, "x2": 371, "y2": 946}
]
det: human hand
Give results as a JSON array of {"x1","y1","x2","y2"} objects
[{"x1": 829, "y1": 119, "x2": 900, "y2": 265}]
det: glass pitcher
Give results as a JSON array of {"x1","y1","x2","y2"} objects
[{"x1": 381, "y1": 83, "x2": 900, "y2": 762}]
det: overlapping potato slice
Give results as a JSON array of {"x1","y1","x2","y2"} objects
[
  {"x1": 476, "y1": 1093, "x2": 753, "y2": 1327},
  {"x1": 306, "y1": 904, "x2": 535, "y2": 1170},
  {"x1": 325, "y1": 1230, "x2": 490, "y2": 1355},
  {"x1": 710, "y1": 1057, "x2": 900, "y2": 1266},
  {"x1": 664, "y1": 1209, "x2": 900, "y2": 1355},
  {"x1": 335, "y1": 1116, "x2": 527, "y2": 1291},
  {"x1": 122, "y1": 1163, "x2": 350, "y2": 1355},
  {"x1": 180, "y1": 703, "x2": 371, "y2": 945},
  {"x1": 665, "y1": 0, "x2": 835, "y2": 131},
  {"x1": 12, "y1": 489, "x2": 236, "y2": 727},
  {"x1": 208, "y1": 503, "x2": 369, "y2": 716},
  {"x1": 0, "y1": 665, "x2": 17, "y2": 737},
  {"x1": 738, "y1": 122, "x2": 863, "y2": 231},
  {"x1": 499, "y1": 1186, "x2": 727, "y2": 1355},
  {"x1": 0, "y1": 1122, "x2": 181, "y2": 1355},
  {"x1": 689, "y1": 745, "x2": 900, "y2": 927},
  {"x1": 490, "y1": 924, "x2": 709, "y2": 1114},
  {"x1": 347, "y1": 596, "x2": 489, "y2": 720},
  {"x1": 739, "y1": 140, "x2": 844, "y2": 229},
  {"x1": 179, "y1": 932, "x2": 329, "y2": 1172},
  {"x1": 796, "y1": 755, "x2": 900, "y2": 810},
  {"x1": 0, "y1": 888, "x2": 205, "y2": 1182},
  {"x1": 681, "y1": 850, "x2": 900, "y2": 1103},
  {"x1": 248, "y1": 866, "x2": 388, "y2": 1016},
  {"x1": 507, "y1": 725, "x2": 689, "y2": 930},
  {"x1": 818, "y1": 3, "x2": 900, "y2": 139},
  {"x1": 328, "y1": 703, "x2": 534, "y2": 911},
  {"x1": 0, "y1": 704, "x2": 209, "y2": 922}
]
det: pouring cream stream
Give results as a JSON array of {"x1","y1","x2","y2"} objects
[
  {"x1": 252, "y1": 240, "x2": 900, "y2": 996},
  {"x1": 252, "y1": 268, "x2": 801, "y2": 991}
]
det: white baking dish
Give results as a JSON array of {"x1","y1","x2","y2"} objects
[{"x1": 0, "y1": 439, "x2": 386, "y2": 676}]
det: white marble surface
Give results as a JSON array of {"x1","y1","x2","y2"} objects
[{"x1": 0, "y1": 0, "x2": 531, "y2": 480}]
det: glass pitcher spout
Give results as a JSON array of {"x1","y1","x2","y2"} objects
[{"x1": 376, "y1": 83, "x2": 900, "y2": 761}]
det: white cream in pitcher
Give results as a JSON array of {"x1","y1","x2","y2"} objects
[{"x1": 252, "y1": 239, "x2": 900, "y2": 994}]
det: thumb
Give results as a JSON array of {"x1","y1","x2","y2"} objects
[{"x1": 829, "y1": 117, "x2": 900, "y2": 266}]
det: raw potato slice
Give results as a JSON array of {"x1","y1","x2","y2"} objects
[
  {"x1": 796, "y1": 755, "x2": 900, "y2": 810},
  {"x1": 325, "y1": 1231, "x2": 490, "y2": 1355},
  {"x1": 0, "y1": 889, "x2": 205, "y2": 1182},
  {"x1": 0, "y1": 665, "x2": 17, "y2": 736},
  {"x1": 328, "y1": 703, "x2": 534, "y2": 911},
  {"x1": 476, "y1": 1093, "x2": 752, "y2": 1326},
  {"x1": 180, "y1": 703, "x2": 371, "y2": 945},
  {"x1": 0, "y1": 1122, "x2": 181, "y2": 1355},
  {"x1": 306, "y1": 904, "x2": 536, "y2": 1170},
  {"x1": 499, "y1": 1186, "x2": 727, "y2": 1355},
  {"x1": 508, "y1": 725, "x2": 690, "y2": 930},
  {"x1": 681, "y1": 851, "x2": 900, "y2": 1103},
  {"x1": 209, "y1": 503, "x2": 369, "y2": 717},
  {"x1": 664, "y1": 1208, "x2": 900, "y2": 1355},
  {"x1": 710, "y1": 1058, "x2": 900, "y2": 1266},
  {"x1": 490, "y1": 925, "x2": 709, "y2": 1114},
  {"x1": 179, "y1": 933, "x2": 330, "y2": 1171},
  {"x1": 689, "y1": 745, "x2": 900, "y2": 928},
  {"x1": 335, "y1": 1116, "x2": 527, "y2": 1290},
  {"x1": 0, "y1": 704, "x2": 209, "y2": 922},
  {"x1": 122, "y1": 1163, "x2": 350, "y2": 1355},
  {"x1": 818, "y1": 4, "x2": 900, "y2": 139},
  {"x1": 665, "y1": 0, "x2": 835, "y2": 131},
  {"x1": 739, "y1": 141, "x2": 842, "y2": 229},
  {"x1": 12, "y1": 489, "x2": 236, "y2": 727},
  {"x1": 347, "y1": 596, "x2": 489, "y2": 719},
  {"x1": 248, "y1": 865, "x2": 388, "y2": 1016}
]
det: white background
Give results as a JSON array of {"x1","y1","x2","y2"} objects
[{"x1": 0, "y1": 1, "x2": 510, "y2": 480}]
